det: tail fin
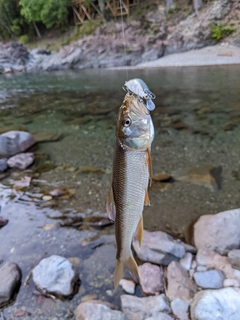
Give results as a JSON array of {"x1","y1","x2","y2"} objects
[{"x1": 114, "y1": 255, "x2": 139, "y2": 288}]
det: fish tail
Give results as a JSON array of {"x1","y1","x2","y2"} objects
[{"x1": 114, "y1": 255, "x2": 139, "y2": 288}]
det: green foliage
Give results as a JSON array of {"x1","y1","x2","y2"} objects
[
  {"x1": 71, "y1": 19, "x2": 103, "y2": 41},
  {"x1": 0, "y1": 0, "x2": 20, "y2": 39},
  {"x1": 19, "y1": 0, "x2": 71, "y2": 29},
  {"x1": 19, "y1": 34, "x2": 29, "y2": 44},
  {"x1": 211, "y1": 24, "x2": 235, "y2": 40}
]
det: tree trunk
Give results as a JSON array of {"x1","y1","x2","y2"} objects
[{"x1": 33, "y1": 20, "x2": 41, "y2": 39}]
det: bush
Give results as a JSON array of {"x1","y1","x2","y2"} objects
[
  {"x1": 19, "y1": 34, "x2": 29, "y2": 44},
  {"x1": 211, "y1": 24, "x2": 235, "y2": 40}
]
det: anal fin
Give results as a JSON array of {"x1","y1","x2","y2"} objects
[
  {"x1": 106, "y1": 187, "x2": 116, "y2": 221},
  {"x1": 134, "y1": 216, "x2": 143, "y2": 246}
]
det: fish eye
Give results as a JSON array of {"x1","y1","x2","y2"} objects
[{"x1": 122, "y1": 117, "x2": 132, "y2": 127}]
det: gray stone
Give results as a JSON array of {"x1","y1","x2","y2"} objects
[
  {"x1": 133, "y1": 230, "x2": 188, "y2": 266},
  {"x1": 139, "y1": 262, "x2": 164, "y2": 295},
  {"x1": 0, "y1": 131, "x2": 36, "y2": 157},
  {"x1": 0, "y1": 217, "x2": 8, "y2": 228},
  {"x1": 180, "y1": 252, "x2": 193, "y2": 271},
  {"x1": 7, "y1": 152, "x2": 34, "y2": 170},
  {"x1": 190, "y1": 288, "x2": 240, "y2": 320},
  {"x1": 194, "y1": 208, "x2": 240, "y2": 255},
  {"x1": 0, "y1": 159, "x2": 7, "y2": 172},
  {"x1": 75, "y1": 300, "x2": 127, "y2": 320},
  {"x1": 32, "y1": 255, "x2": 79, "y2": 297},
  {"x1": 228, "y1": 249, "x2": 240, "y2": 270},
  {"x1": 193, "y1": 270, "x2": 225, "y2": 289},
  {"x1": 119, "y1": 279, "x2": 136, "y2": 294},
  {"x1": 0, "y1": 42, "x2": 29, "y2": 67},
  {"x1": 0, "y1": 262, "x2": 22, "y2": 307},
  {"x1": 166, "y1": 261, "x2": 197, "y2": 302},
  {"x1": 171, "y1": 298, "x2": 189, "y2": 320},
  {"x1": 121, "y1": 294, "x2": 171, "y2": 320}
]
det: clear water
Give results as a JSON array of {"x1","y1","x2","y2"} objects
[{"x1": 0, "y1": 67, "x2": 240, "y2": 318}]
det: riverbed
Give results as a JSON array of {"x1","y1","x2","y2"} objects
[{"x1": 0, "y1": 66, "x2": 240, "y2": 319}]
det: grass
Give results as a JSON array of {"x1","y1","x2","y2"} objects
[{"x1": 211, "y1": 24, "x2": 235, "y2": 40}]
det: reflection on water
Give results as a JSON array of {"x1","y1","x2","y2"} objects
[{"x1": 0, "y1": 67, "x2": 240, "y2": 318}]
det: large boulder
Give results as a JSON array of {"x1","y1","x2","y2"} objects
[
  {"x1": 190, "y1": 288, "x2": 240, "y2": 320},
  {"x1": 0, "y1": 42, "x2": 29, "y2": 67},
  {"x1": 194, "y1": 209, "x2": 240, "y2": 255}
]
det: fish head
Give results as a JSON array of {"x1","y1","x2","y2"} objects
[{"x1": 117, "y1": 94, "x2": 154, "y2": 151}]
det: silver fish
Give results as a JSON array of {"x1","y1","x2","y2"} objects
[{"x1": 107, "y1": 86, "x2": 155, "y2": 288}]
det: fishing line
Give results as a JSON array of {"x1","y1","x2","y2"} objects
[{"x1": 119, "y1": 0, "x2": 129, "y2": 80}]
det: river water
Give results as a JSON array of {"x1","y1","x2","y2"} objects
[{"x1": 0, "y1": 67, "x2": 240, "y2": 319}]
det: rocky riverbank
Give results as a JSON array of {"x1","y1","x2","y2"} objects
[{"x1": 0, "y1": 0, "x2": 239, "y2": 73}]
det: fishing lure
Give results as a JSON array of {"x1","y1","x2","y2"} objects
[{"x1": 123, "y1": 78, "x2": 156, "y2": 111}]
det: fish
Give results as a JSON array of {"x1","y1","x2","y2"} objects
[
  {"x1": 106, "y1": 83, "x2": 155, "y2": 288},
  {"x1": 124, "y1": 78, "x2": 156, "y2": 111}
]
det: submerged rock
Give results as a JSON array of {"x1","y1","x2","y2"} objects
[
  {"x1": 0, "y1": 262, "x2": 22, "y2": 307},
  {"x1": 121, "y1": 294, "x2": 171, "y2": 320},
  {"x1": 166, "y1": 261, "x2": 197, "y2": 302},
  {"x1": 139, "y1": 262, "x2": 164, "y2": 295},
  {"x1": 0, "y1": 217, "x2": 8, "y2": 228},
  {"x1": 75, "y1": 300, "x2": 126, "y2": 320},
  {"x1": 0, "y1": 131, "x2": 36, "y2": 157},
  {"x1": 32, "y1": 255, "x2": 79, "y2": 297},
  {"x1": 194, "y1": 208, "x2": 240, "y2": 255},
  {"x1": 190, "y1": 288, "x2": 240, "y2": 320},
  {"x1": 7, "y1": 152, "x2": 34, "y2": 170}
]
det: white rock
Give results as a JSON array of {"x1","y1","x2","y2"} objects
[
  {"x1": 223, "y1": 279, "x2": 240, "y2": 288},
  {"x1": 7, "y1": 152, "x2": 34, "y2": 170},
  {"x1": 193, "y1": 270, "x2": 225, "y2": 289},
  {"x1": 167, "y1": 261, "x2": 197, "y2": 302},
  {"x1": 0, "y1": 131, "x2": 36, "y2": 157},
  {"x1": 189, "y1": 269, "x2": 195, "y2": 278},
  {"x1": 180, "y1": 252, "x2": 193, "y2": 271},
  {"x1": 171, "y1": 298, "x2": 189, "y2": 320},
  {"x1": 121, "y1": 294, "x2": 171, "y2": 320},
  {"x1": 32, "y1": 255, "x2": 78, "y2": 297},
  {"x1": 194, "y1": 208, "x2": 240, "y2": 255},
  {"x1": 190, "y1": 288, "x2": 240, "y2": 320},
  {"x1": 119, "y1": 279, "x2": 136, "y2": 294},
  {"x1": 75, "y1": 300, "x2": 127, "y2": 320},
  {"x1": 139, "y1": 262, "x2": 164, "y2": 295}
]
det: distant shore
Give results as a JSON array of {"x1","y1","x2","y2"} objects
[{"x1": 131, "y1": 44, "x2": 240, "y2": 69}]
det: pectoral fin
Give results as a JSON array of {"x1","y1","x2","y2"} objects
[
  {"x1": 134, "y1": 216, "x2": 143, "y2": 246},
  {"x1": 106, "y1": 187, "x2": 116, "y2": 221},
  {"x1": 147, "y1": 148, "x2": 153, "y2": 186},
  {"x1": 144, "y1": 189, "x2": 150, "y2": 206}
]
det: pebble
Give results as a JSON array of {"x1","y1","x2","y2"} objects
[
  {"x1": 139, "y1": 262, "x2": 164, "y2": 295},
  {"x1": 180, "y1": 252, "x2": 193, "y2": 271},
  {"x1": 119, "y1": 279, "x2": 136, "y2": 294},
  {"x1": 223, "y1": 278, "x2": 240, "y2": 288},
  {"x1": 193, "y1": 270, "x2": 225, "y2": 289},
  {"x1": 42, "y1": 195, "x2": 53, "y2": 201},
  {"x1": 196, "y1": 266, "x2": 207, "y2": 272},
  {"x1": 167, "y1": 261, "x2": 197, "y2": 302},
  {"x1": 0, "y1": 159, "x2": 8, "y2": 172},
  {"x1": 7, "y1": 152, "x2": 34, "y2": 170},
  {"x1": 121, "y1": 294, "x2": 171, "y2": 320},
  {"x1": 171, "y1": 298, "x2": 189, "y2": 320},
  {"x1": 228, "y1": 249, "x2": 240, "y2": 270}
]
